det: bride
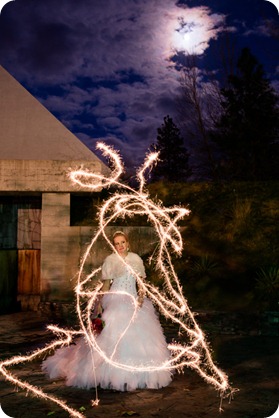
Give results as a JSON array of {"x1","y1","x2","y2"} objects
[{"x1": 42, "y1": 230, "x2": 172, "y2": 391}]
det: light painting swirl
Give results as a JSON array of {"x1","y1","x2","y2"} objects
[{"x1": 0, "y1": 143, "x2": 235, "y2": 417}]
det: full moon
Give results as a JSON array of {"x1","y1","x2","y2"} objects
[
  {"x1": 161, "y1": 6, "x2": 226, "y2": 58},
  {"x1": 172, "y1": 29, "x2": 196, "y2": 53}
]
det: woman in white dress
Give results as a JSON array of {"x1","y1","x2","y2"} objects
[{"x1": 42, "y1": 231, "x2": 172, "y2": 391}]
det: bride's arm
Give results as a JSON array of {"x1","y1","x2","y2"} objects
[
  {"x1": 137, "y1": 275, "x2": 147, "y2": 307},
  {"x1": 101, "y1": 279, "x2": 111, "y2": 293},
  {"x1": 95, "y1": 280, "x2": 111, "y2": 315}
]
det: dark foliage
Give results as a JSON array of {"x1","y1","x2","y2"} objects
[
  {"x1": 148, "y1": 180, "x2": 279, "y2": 311},
  {"x1": 150, "y1": 115, "x2": 192, "y2": 182},
  {"x1": 211, "y1": 48, "x2": 279, "y2": 180}
]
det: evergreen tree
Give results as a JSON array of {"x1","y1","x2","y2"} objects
[
  {"x1": 211, "y1": 48, "x2": 279, "y2": 180},
  {"x1": 151, "y1": 115, "x2": 192, "y2": 182}
]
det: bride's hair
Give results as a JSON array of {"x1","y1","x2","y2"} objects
[
  {"x1": 112, "y1": 230, "x2": 129, "y2": 242},
  {"x1": 112, "y1": 231, "x2": 130, "y2": 251}
]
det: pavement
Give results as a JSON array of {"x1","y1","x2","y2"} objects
[{"x1": 0, "y1": 311, "x2": 278, "y2": 418}]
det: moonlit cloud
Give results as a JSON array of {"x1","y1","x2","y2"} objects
[
  {"x1": 162, "y1": 5, "x2": 227, "y2": 56},
  {"x1": 0, "y1": 0, "x2": 229, "y2": 168}
]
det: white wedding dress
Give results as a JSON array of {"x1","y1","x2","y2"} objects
[{"x1": 42, "y1": 252, "x2": 172, "y2": 391}]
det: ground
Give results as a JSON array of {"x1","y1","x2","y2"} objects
[{"x1": 0, "y1": 312, "x2": 278, "y2": 418}]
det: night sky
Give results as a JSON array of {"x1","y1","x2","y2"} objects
[{"x1": 0, "y1": 0, "x2": 278, "y2": 172}]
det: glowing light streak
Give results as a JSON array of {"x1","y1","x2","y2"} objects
[
  {"x1": 0, "y1": 334, "x2": 85, "y2": 418},
  {"x1": 0, "y1": 142, "x2": 235, "y2": 417}
]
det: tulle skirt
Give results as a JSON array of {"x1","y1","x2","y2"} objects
[{"x1": 42, "y1": 293, "x2": 172, "y2": 391}]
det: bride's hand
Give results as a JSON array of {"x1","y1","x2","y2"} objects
[{"x1": 96, "y1": 302, "x2": 103, "y2": 315}]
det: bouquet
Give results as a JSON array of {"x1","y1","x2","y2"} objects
[{"x1": 91, "y1": 313, "x2": 105, "y2": 335}]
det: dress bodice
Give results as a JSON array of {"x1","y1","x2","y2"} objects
[
  {"x1": 102, "y1": 252, "x2": 146, "y2": 299},
  {"x1": 110, "y1": 269, "x2": 137, "y2": 297}
]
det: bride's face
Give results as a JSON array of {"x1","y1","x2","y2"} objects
[{"x1": 113, "y1": 235, "x2": 129, "y2": 256}]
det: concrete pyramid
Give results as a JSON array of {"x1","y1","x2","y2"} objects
[{"x1": 0, "y1": 66, "x2": 102, "y2": 162}]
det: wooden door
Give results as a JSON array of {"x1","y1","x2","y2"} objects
[
  {"x1": 0, "y1": 199, "x2": 41, "y2": 313},
  {"x1": 17, "y1": 249, "x2": 41, "y2": 295}
]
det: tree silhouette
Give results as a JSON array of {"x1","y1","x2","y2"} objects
[
  {"x1": 151, "y1": 115, "x2": 192, "y2": 182},
  {"x1": 178, "y1": 56, "x2": 221, "y2": 180},
  {"x1": 211, "y1": 48, "x2": 279, "y2": 180}
]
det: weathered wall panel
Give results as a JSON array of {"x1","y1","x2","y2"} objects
[
  {"x1": 17, "y1": 208, "x2": 41, "y2": 249},
  {"x1": 17, "y1": 249, "x2": 41, "y2": 295},
  {"x1": 0, "y1": 204, "x2": 17, "y2": 249}
]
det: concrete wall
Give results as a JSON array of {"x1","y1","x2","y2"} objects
[
  {"x1": 0, "y1": 160, "x2": 105, "y2": 192},
  {"x1": 41, "y1": 193, "x2": 77, "y2": 302}
]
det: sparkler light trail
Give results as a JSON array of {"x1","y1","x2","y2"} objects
[{"x1": 0, "y1": 143, "x2": 235, "y2": 417}]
